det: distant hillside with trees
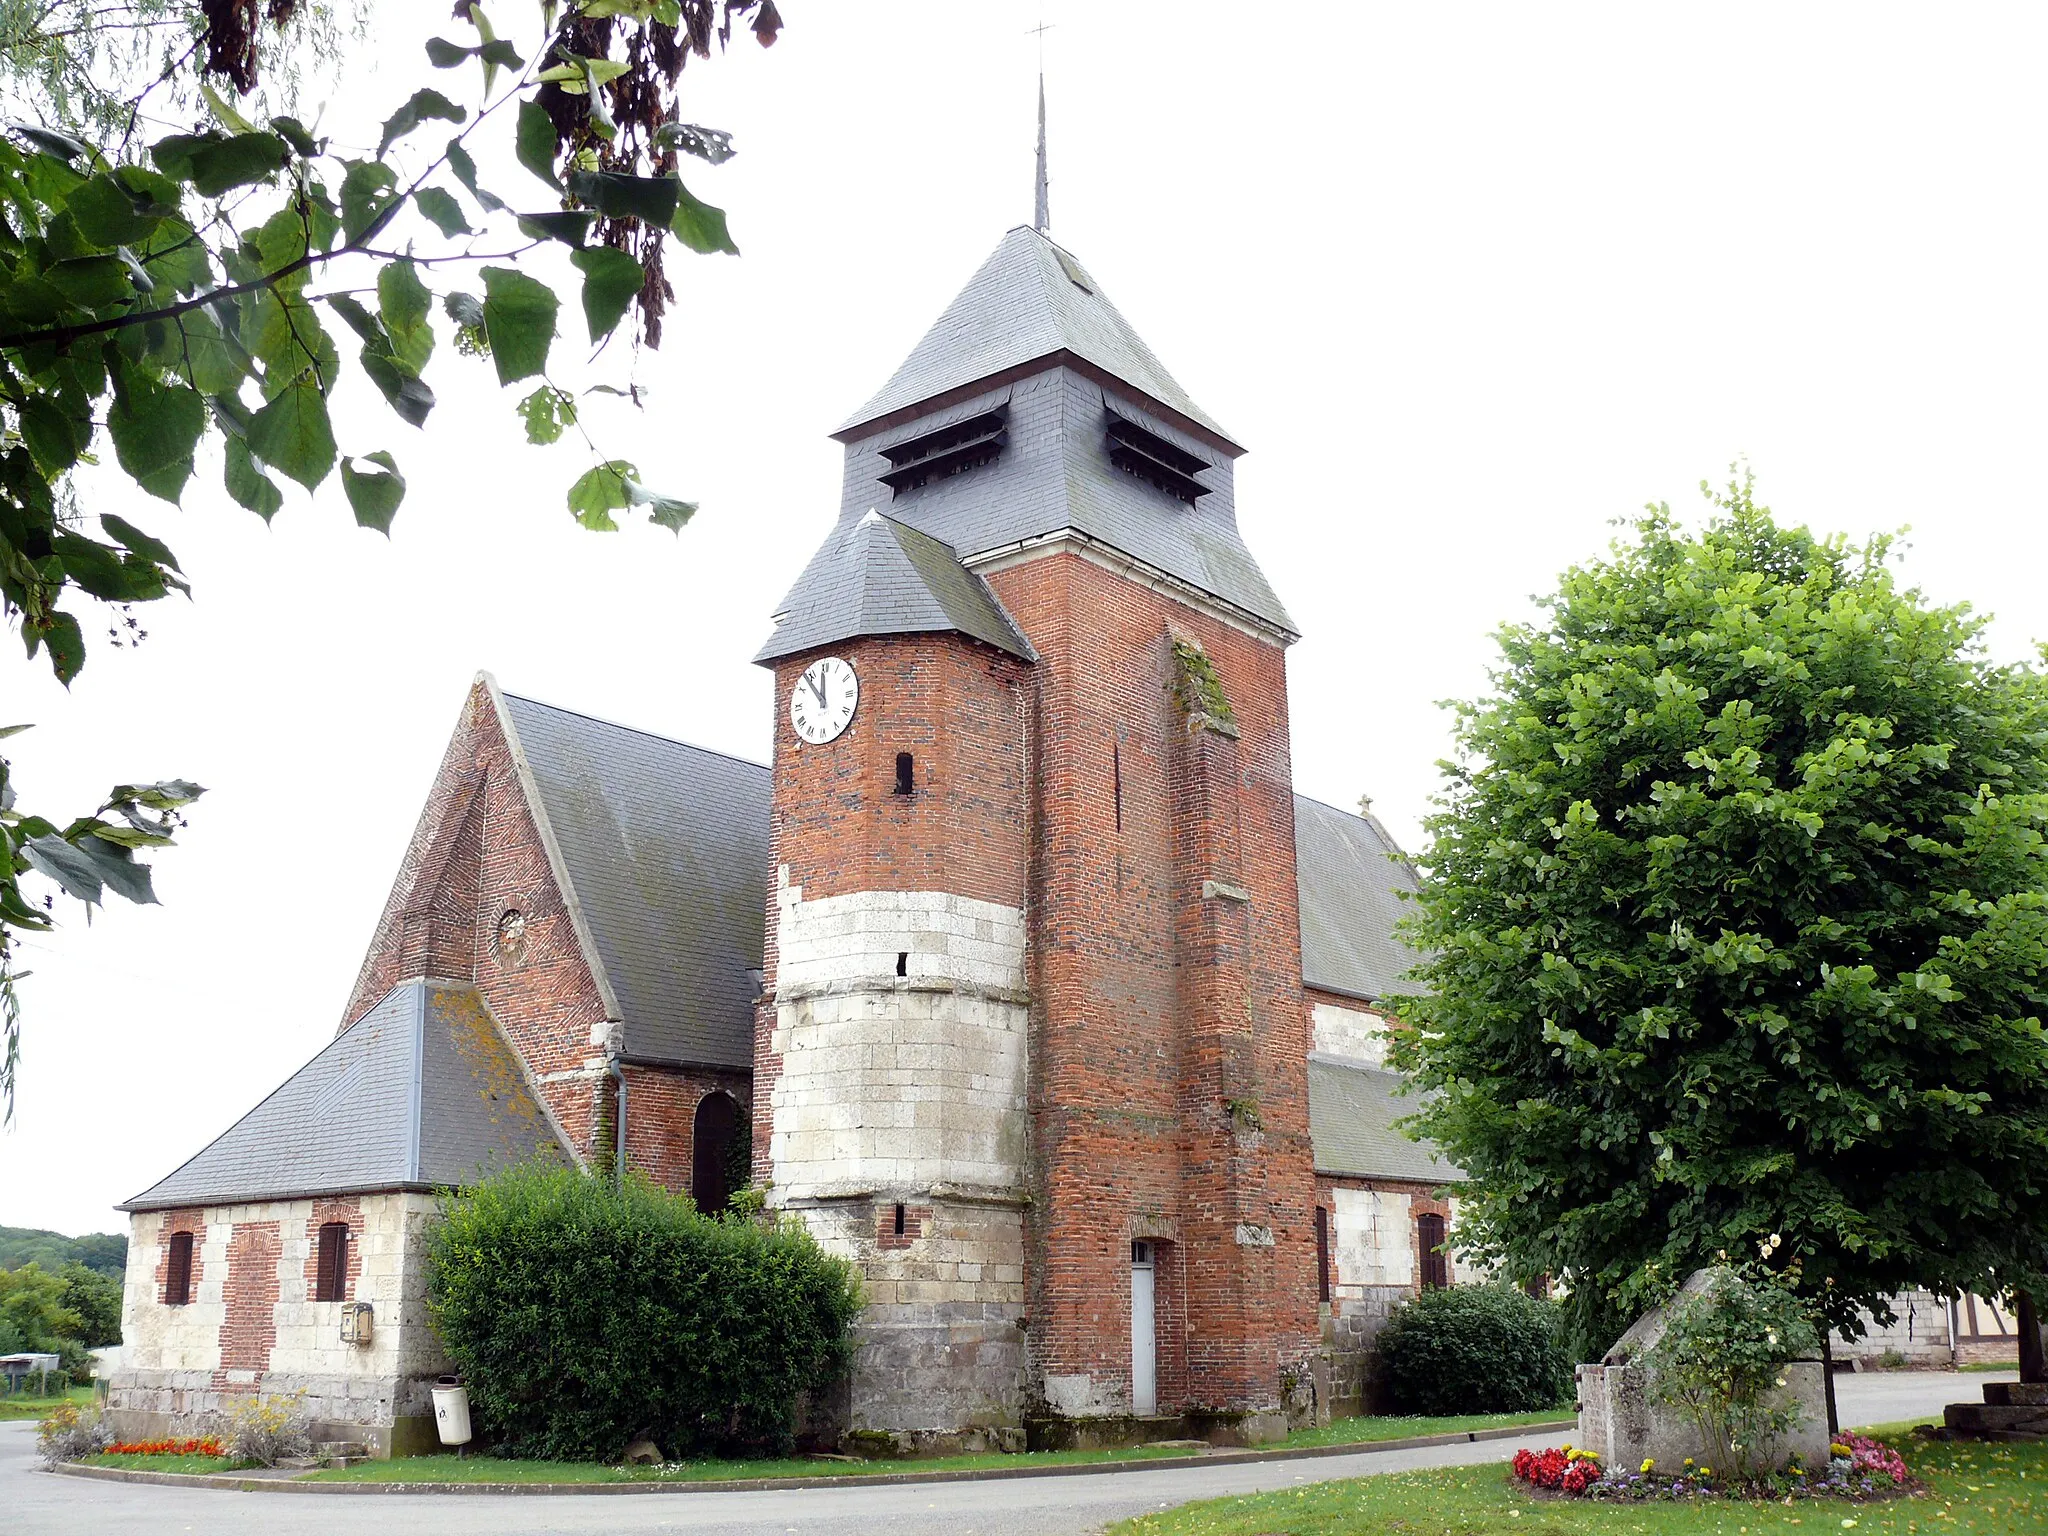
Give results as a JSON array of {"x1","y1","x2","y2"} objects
[{"x1": 0, "y1": 1226, "x2": 126, "y2": 1278}]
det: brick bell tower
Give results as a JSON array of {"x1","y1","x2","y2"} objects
[{"x1": 754, "y1": 227, "x2": 1318, "y2": 1448}]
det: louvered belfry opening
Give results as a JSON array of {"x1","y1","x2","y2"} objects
[
  {"x1": 164, "y1": 1230, "x2": 194, "y2": 1305},
  {"x1": 1105, "y1": 411, "x2": 1209, "y2": 504},
  {"x1": 314, "y1": 1221, "x2": 350, "y2": 1302},
  {"x1": 1417, "y1": 1211, "x2": 1449, "y2": 1291},
  {"x1": 876, "y1": 408, "x2": 1008, "y2": 495}
]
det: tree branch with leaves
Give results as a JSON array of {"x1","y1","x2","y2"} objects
[{"x1": 0, "y1": 0, "x2": 781, "y2": 1117}]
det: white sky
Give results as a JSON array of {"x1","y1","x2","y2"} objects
[{"x1": 4, "y1": 3, "x2": 2045, "y2": 1237}]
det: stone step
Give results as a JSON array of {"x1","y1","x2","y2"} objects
[
  {"x1": 1945, "y1": 1403, "x2": 2048, "y2": 1439},
  {"x1": 1984, "y1": 1382, "x2": 2048, "y2": 1408}
]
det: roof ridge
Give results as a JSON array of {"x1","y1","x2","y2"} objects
[{"x1": 499, "y1": 691, "x2": 768, "y2": 774}]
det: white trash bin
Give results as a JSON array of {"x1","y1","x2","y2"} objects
[{"x1": 431, "y1": 1378, "x2": 472, "y2": 1447}]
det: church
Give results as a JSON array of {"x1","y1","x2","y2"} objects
[{"x1": 105, "y1": 221, "x2": 1471, "y2": 1457}]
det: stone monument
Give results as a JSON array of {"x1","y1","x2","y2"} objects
[{"x1": 1576, "y1": 1269, "x2": 1829, "y2": 1472}]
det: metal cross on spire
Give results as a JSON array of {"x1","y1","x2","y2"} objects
[{"x1": 1029, "y1": 21, "x2": 1053, "y2": 233}]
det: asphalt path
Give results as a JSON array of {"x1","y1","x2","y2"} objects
[{"x1": 3, "y1": 1370, "x2": 2010, "y2": 1536}]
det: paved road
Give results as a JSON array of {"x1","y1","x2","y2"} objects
[{"x1": 4, "y1": 1371, "x2": 2009, "y2": 1536}]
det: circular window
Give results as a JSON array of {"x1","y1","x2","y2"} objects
[{"x1": 495, "y1": 909, "x2": 528, "y2": 965}]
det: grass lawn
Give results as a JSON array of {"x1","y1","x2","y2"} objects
[
  {"x1": 308, "y1": 1406, "x2": 1573, "y2": 1484},
  {"x1": 1103, "y1": 1431, "x2": 2047, "y2": 1536},
  {"x1": 83, "y1": 1451, "x2": 253, "y2": 1474},
  {"x1": 1285, "y1": 1408, "x2": 1572, "y2": 1451},
  {"x1": 0, "y1": 1384, "x2": 93, "y2": 1421}
]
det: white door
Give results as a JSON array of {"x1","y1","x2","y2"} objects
[{"x1": 1131, "y1": 1241, "x2": 1157, "y2": 1415}]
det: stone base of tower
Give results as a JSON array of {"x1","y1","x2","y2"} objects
[{"x1": 781, "y1": 1193, "x2": 1028, "y2": 1452}]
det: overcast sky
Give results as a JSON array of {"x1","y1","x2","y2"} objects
[{"x1": 5, "y1": 3, "x2": 2045, "y2": 1237}]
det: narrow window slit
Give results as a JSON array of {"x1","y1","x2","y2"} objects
[
  {"x1": 893, "y1": 1203, "x2": 907, "y2": 1237},
  {"x1": 894, "y1": 752, "x2": 915, "y2": 795},
  {"x1": 1113, "y1": 743, "x2": 1123, "y2": 833},
  {"x1": 896, "y1": 951, "x2": 908, "y2": 977}
]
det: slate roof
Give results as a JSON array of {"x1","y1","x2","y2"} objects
[
  {"x1": 499, "y1": 692, "x2": 768, "y2": 1070},
  {"x1": 838, "y1": 226, "x2": 1235, "y2": 447},
  {"x1": 756, "y1": 509, "x2": 1037, "y2": 666},
  {"x1": 122, "y1": 982, "x2": 562, "y2": 1210},
  {"x1": 1306, "y1": 1056, "x2": 1463, "y2": 1185},
  {"x1": 1295, "y1": 794, "x2": 1421, "y2": 1002}
]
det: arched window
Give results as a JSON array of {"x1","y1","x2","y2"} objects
[
  {"x1": 164, "y1": 1230, "x2": 194, "y2": 1306},
  {"x1": 692, "y1": 1092, "x2": 743, "y2": 1216},
  {"x1": 314, "y1": 1222, "x2": 350, "y2": 1301},
  {"x1": 1417, "y1": 1211, "x2": 1448, "y2": 1291}
]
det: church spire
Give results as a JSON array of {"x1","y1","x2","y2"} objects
[
  {"x1": 1033, "y1": 71, "x2": 1050, "y2": 233},
  {"x1": 1029, "y1": 21, "x2": 1052, "y2": 233}
]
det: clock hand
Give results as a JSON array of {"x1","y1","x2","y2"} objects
[{"x1": 806, "y1": 667, "x2": 829, "y2": 708}]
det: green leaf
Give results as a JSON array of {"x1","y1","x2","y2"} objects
[
  {"x1": 514, "y1": 211, "x2": 592, "y2": 246},
  {"x1": 224, "y1": 434, "x2": 283, "y2": 520},
  {"x1": 480, "y1": 266, "x2": 558, "y2": 386},
  {"x1": 252, "y1": 289, "x2": 337, "y2": 396},
  {"x1": 377, "y1": 260, "x2": 434, "y2": 371},
  {"x1": 670, "y1": 182, "x2": 738, "y2": 255},
  {"x1": 654, "y1": 122, "x2": 736, "y2": 165},
  {"x1": 340, "y1": 450, "x2": 406, "y2": 533},
  {"x1": 12, "y1": 124, "x2": 89, "y2": 161},
  {"x1": 325, "y1": 292, "x2": 388, "y2": 352},
  {"x1": 200, "y1": 80, "x2": 254, "y2": 134},
  {"x1": 565, "y1": 170, "x2": 679, "y2": 226},
  {"x1": 443, "y1": 290, "x2": 484, "y2": 328},
  {"x1": 569, "y1": 246, "x2": 642, "y2": 342},
  {"x1": 166, "y1": 307, "x2": 249, "y2": 394},
  {"x1": 360, "y1": 349, "x2": 436, "y2": 428},
  {"x1": 413, "y1": 185, "x2": 471, "y2": 238},
  {"x1": 105, "y1": 368, "x2": 205, "y2": 502},
  {"x1": 627, "y1": 479, "x2": 696, "y2": 533},
  {"x1": 425, "y1": 36, "x2": 474, "y2": 67},
  {"x1": 65, "y1": 174, "x2": 162, "y2": 246},
  {"x1": 23, "y1": 612, "x2": 85, "y2": 684},
  {"x1": 246, "y1": 380, "x2": 336, "y2": 491},
  {"x1": 51, "y1": 529, "x2": 166, "y2": 603},
  {"x1": 340, "y1": 159, "x2": 400, "y2": 245},
  {"x1": 515, "y1": 100, "x2": 561, "y2": 191},
  {"x1": 270, "y1": 116, "x2": 318, "y2": 157},
  {"x1": 566, "y1": 460, "x2": 635, "y2": 531},
  {"x1": 18, "y1": 394, "x2": 87, "y2": 474},
  {"x1": 378, "y1": 89, "x2": 466, "y2": 157},
  {"x1": 479, "y1": 38, "x2": 524, "y2": 72},
  {"x1": 99, "y1": 514, "x2": 180, "y2": 572},
  {"x1": 150, "y1": 131, "x2": 290, "y2": 197},
  {"x1": 445, "y1": 140, "x2": 506, "y2": 213},
  {"x1": 45, "y1": 255, "x2": 131, "y2": 308},
  {"x1": 517, "y1": 383, "x2": 576, "y2": 444}
]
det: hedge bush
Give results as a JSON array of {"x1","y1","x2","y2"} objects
[
  {"x1": 424, "y1": 1161, "x2": 861, "y2": 1460},
  {"x1": 1375, "y1": 1283, "x2": 1573, "y2": 1415}
]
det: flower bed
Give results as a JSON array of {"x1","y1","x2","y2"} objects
[
  {"x1": 104, "y1": 1437, "x2": 227, "y2": 1458},
  {"x1": 1509, "y1": 1433, "x2": 1919, "y2": 1502}
]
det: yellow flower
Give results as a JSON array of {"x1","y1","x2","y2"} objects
[
  {"x1": 1641, "y1": 1458, "x2": 1656, "y2": 1474},
  {"x1": 1699, "y1": 1466, "x2": 1713, "y2": 1478},
  {"x1": 1684, "y1": 1458, "x2": 1696, "y2": 1468}
]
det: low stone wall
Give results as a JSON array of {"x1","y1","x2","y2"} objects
[{"x1": 1323, "y1": 1286, "x2": 1411, "y2": 1416}]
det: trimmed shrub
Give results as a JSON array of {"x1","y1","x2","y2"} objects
[
  {"x1": 1375, "y1": 1284, "x2": 1573, "y2": 1415},
  {"x1": 424, "y1": 1161, "x2": 861, "y2": 1461}
]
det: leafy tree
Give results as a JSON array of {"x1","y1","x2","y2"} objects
[
  {"x1": 56, "y1": 1259, "x2": 121, "y2": 1346},
  {"x1": 0, "y1": 1259, "x2": 82, "y2": 1350},
  {"x1": 1394, "y1": 475, "x2": 2048, "y2": 1366},
  {"x1": 0, "y1": 0, "x2": 782, "y2": 1116}
]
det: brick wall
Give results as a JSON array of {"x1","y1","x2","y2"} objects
[
  {"x1": 342, "y1": 680, "x2": 613, "y2": 1163},
  {"x1": 983, "y1": 549, "x2": 1318, "y2": 1423},
  {"x1": 213, "y1": 1220, "x2": 281, "y2": 1389},
  {"x1": 619, "y1": 1064, "x2": 751, "y2": 1200}
]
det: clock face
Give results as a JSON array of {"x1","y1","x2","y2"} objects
[{"x1": 790, "y1": 655, "x2": 859, "y2": 744}]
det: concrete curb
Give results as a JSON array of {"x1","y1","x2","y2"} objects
[{"x1": 49, "y1": 1420, "x2": 1574, "y2": 1496}]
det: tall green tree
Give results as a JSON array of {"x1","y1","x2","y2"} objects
[
  {"x1": 0, "y1": 0, "x2": 781, "y2": 1116},
  {"x1": 1394, "y1": 475, "x2": 2048, "y2": 1364}
]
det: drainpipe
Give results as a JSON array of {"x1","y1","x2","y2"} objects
[{"x1": 610, "y1": 1051, "x2": 628, "y2": 1186}]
